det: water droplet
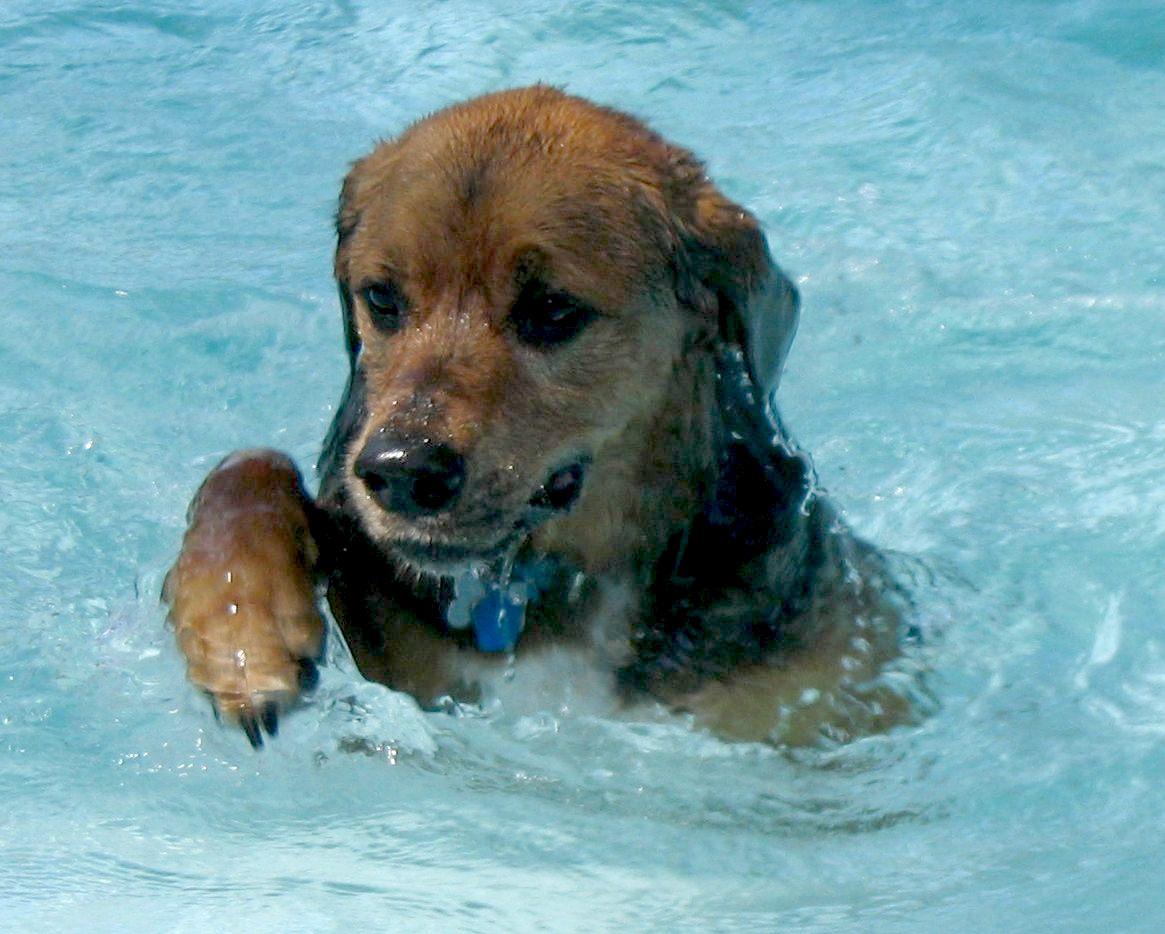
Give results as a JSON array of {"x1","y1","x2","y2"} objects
[{"x1": 567, "y1": 571, "x2": 586, "y2": 603}]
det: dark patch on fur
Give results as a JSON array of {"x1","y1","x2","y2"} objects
[
  {"x1": 618, "y1": 345, "x2": 821, "y2": 697},
  {"x1": 317, "y1": 277, "x2": 369, "y2": 509},
  {"x1": 318, "y1": 362, "x2": 366, "y2": 508},
  {"x1": 317, "y1": 492, "x2": 441, "y2": 640},
  {"x1": 459, "y1": 161, "x2": 488, "y2": 207},
  {"x1": 335, "y1": 280, "x2": 361, "y2": 360}
]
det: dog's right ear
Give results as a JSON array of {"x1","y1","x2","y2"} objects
[
  {"x1": 318, "y1": 162, "x2": 370, "y2": 497},
  {"x1": 333, "y1": 161, "x2": 366, "y2": 364}
]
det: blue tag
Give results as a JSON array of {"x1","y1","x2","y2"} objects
[
  {"x1": 471, "y1": 587, "x2": 527, "y2": 653},
  {"x1": 447, "y1": 557, "x2": 559, "y2": 653}
]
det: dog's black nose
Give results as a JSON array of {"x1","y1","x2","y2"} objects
[{"x1": 354, "y1": 433, "x2": 466, "y2": 517}]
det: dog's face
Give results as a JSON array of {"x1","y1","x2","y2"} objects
[{"x1": 327, "y1": 88, "x2": 793, "y2": 575}]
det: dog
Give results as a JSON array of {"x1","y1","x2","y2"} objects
[{"x1": 163, "y1": 86, "x2": 912, "y2": 749}]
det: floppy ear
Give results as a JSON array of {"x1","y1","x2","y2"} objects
[
  {"x1": 662, "y1": 161, "x2": 816, "y2": 591},
  {"x1": 333, "y1": 162, "x2": 366, "y2": 363},
  {"x1": 317, "y1": 163, "x2": 369, "y2": 496},
  {"x1": 670, "y1": 160, "x2": 800, "y2": 400}
]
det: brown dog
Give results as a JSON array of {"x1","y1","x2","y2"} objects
[{"x1": 163, "y1": 86, "x2": 911, "y2": 749}]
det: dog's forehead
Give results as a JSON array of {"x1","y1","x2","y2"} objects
[{"x1": 342, "y1": 91, "x2": 680, "y2": 303}]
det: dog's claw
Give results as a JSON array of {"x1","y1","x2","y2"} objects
[
  {"x1": 164, "y1": 449, "x2": 326, "y2": 752},
  {"x1": 297, "y1": 658, "x2": 320, "y2": 692},
  {"x1": 240, "y1": 713, "x2": 264, "y2": 750},
  {"x1": 260, "y1": 702, "x2": 279, "y2": 737}
]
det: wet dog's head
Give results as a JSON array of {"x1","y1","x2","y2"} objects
[{"x1": 321, "y1": 87, "x2": 799, "y2": 575}]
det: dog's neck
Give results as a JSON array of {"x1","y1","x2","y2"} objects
[
  {"x1": 529, "y1": 340, "x2": 723, "y2": 579},
  {"x1": 530, "y1": 335, "x2": 821, "y2": 605},
  {"x1": 616, "y1": 343, "x2": 826, "y2": 697}
]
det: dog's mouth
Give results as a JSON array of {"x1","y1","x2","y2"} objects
[
  {"x1": 384, "y1": 457, "x2": 588, "y2": 576},
  {"x1": 527, "y1": 459, "x2": 587, "y2": 514}
]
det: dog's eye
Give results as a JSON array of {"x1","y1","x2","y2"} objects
[
  {"x1": 361, "y1": 282, "x2": 405, "y2": 332},
  {"x1": 511, "y1": 287, "x2": 596, "y2": 348}
]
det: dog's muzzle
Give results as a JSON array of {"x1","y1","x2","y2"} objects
[{"x1": 359, "y1": 442, "x2": 590, "y2": 575}]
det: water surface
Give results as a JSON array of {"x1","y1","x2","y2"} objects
[{"x1": 2, "y1": 1, "x2": 1163, "y2": 929}]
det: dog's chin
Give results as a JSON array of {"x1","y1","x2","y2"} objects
[{"x1": 385, "y1": 533, "x2": 522, "y2": 578}]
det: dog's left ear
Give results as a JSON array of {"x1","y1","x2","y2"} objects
[{"x1": 667, "y1": 154, "x2": 800, "y2": 398}]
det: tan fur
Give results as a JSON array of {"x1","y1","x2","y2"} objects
[{"x1": 163, "y1": 451, "x2": 323, "y2": 728}]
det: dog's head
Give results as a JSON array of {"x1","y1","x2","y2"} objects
[{"x1": 320, "y1": 86, "x2": 799, "y2": 576}]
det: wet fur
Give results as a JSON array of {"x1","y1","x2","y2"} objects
[{"x1": 166, "y1": 87, "x2": 910, "y2": 747}]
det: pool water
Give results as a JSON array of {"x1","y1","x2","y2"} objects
[{"x1": 3, "y1": 1, "x2": 1164, "y2": 928}]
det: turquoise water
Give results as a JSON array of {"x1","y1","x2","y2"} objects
[{"x1": 3, "y1": 1, "x2": 1164, "y2": 929}]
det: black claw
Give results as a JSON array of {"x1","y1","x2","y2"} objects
[
  {"x1": 297, "y1": 658, "x2": 320, "y2": 692},
  {"x1": 240, "y1": 714, "x2": 263, "y2": 750},
  {"x1": 260, "y1": 703, "x2": 279, "y2": 737}
]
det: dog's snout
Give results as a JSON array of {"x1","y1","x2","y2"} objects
[{"x1": 355, "y1": 433, "x2": 466, "y2": 517}]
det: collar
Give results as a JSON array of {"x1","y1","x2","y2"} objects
[{"x1": 444, "y1": 554, "x2": 557, "y2": 653}]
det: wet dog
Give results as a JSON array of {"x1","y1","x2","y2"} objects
[{"x1": 164, "y1": 86, "x2": 911, "y2": 748}]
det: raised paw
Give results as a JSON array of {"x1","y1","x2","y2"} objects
[{"x1": 163, "y1": 449, "x2": 325, "y2": 747}]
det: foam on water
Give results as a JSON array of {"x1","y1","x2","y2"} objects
[{"x1": 2, "y1": 0, "x2": 1164, "y2": 928}]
